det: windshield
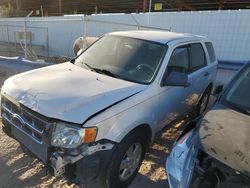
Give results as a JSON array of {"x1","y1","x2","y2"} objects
[
  {"x1": 75, "y1": 35, "x2": 166, "y2": 84},
  {"x1": 223, "y1": 65, "x2": 250, "y2": 114}
]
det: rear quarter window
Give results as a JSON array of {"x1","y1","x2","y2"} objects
[{"x1": 205, "y1": 42, "x2": 216, "y2": 63}]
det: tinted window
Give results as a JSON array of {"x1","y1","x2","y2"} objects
[
  {"x1": 167, "y1": 46, "x2": 189, "y2": 74},
  {"x1": 190, "y1": 43, "x2": 206, "y2": 72},
  {"x1": 205, "y1": 42, "x2": 216, "y2": 62},
  {"x1": 224, "y1": 66, "x2": 250, "y2": 112}
]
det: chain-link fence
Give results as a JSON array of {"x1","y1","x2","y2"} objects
[
  {"x1": 0, "y1": 17, "x2": 82, "y2": 63},
  {"x1": 0, "y1": 14, "x2": 171, "y2": 64},
  {"x1": 0, "y1": 24, "x2": 49, "y2": 60}
]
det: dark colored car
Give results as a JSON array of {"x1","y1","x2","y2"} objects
[{"x1": 166, "y1": 63, "x2": 250, "y2": 188}]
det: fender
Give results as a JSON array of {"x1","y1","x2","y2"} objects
[{"x1": 85, "y1": 93, "x2": 159, "y2": 143}]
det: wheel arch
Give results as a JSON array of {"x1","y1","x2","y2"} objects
[
  {"x1": 118, "y1": 123, "x2": 153, "y2": 148},
  {"x1": 197, "y1": 82, "x2": 213, "y2": 104}
]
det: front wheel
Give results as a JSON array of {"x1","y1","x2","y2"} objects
[{"x1": 105, "y1": 130, "x2": 147, "y2": 188}]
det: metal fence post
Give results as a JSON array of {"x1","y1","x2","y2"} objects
[
  {"x1": 24, "y1": 11, "x2": 33, "y2": 59},
  {"x1": 46, "y1": 27, "x2": 49, "y2": 57},
  {"x1": 148, "y1": 0, "x2": 152, "y2": 25},
  {"x1": 83, "y1": 15, "x2": 87, "y2": 41},
  {"x1": 24, "y1": 19, "x2": 27, "y2": 58},
  {"x1": 130, "y1": 14, "x2": 140, "y2": 30},
  {"x1": 6, "y1": 24, "x2": 10, "y2": 49}
]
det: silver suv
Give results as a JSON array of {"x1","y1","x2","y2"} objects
[{"x1": 1, "y1": 31, "x2": 217, "y2": 188}]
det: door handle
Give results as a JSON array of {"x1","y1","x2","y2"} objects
[{"x1": 204, "y1": 72, "x2": 209, "y2": 77}]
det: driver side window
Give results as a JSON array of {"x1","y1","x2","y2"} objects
[
  {"x1": 161, "y1": 45, "x2": 190, "y2": 84},
  {"x1": 166, "y1": 45, "x2": 190, "y2": 75}
]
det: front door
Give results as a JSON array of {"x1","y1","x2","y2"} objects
[{"x1": 158, "y1": 44, "x2": 195, "y2": 129}]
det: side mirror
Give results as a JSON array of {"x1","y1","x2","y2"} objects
[
  {"x1": 162, "y1": 71, "x2": 190, "y2": 87},
  {"x1": 212, "y1": 85, "x2": 224, "y2": 95}
]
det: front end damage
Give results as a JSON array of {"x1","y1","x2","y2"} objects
[
  {"x1": 49, "y1": 143, "x2": 114, "y2": 177},
  {"x1": 49, "y1": 141, "x2": 114, "y2": 183},
  {"x1": 1, "y1": 94, "x2": 115, "y2": 184}
]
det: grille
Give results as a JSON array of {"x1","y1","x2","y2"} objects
[{"x1": 1, "y1": 96, "x2": 51, "y2": 144}]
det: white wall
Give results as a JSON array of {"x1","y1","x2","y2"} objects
[{"x1": 0, "y1": 10, "x2": 249, "y2": 61}]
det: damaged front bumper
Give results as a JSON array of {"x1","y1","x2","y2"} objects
[
  {"x1": 50, "y1": 142, "x2": 114, "y2": 177},
  {"x1": 1, "y1": 95, "x2": 115, "y2": 184},
  {"x1": 3, "y1": 115, "x2": 115, "y2": 183}
]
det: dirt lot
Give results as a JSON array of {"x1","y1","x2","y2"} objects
[{"x1": 0, "y1": 118, "x2": 184, "y2": 188}]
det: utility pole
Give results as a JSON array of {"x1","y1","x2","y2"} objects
[
  {"x1": 15, "y1": 0, "x2": 20, "y2": 9},
  {"x1": 219, "y1": 0, "x2": 224, "y2": 10},
  {"x1": 143, "y1": 0, "x2": 147, "y2": 12},
  {"x1": 40, "y1": 0, "x2": 44, "y2": 17},
  {"x1": 59, "y1": 0, "x2": 62, "y2": 16},
  {"x1": 148, "y1": 0, "x2": 152, "y2": 25},
  {"x1": 41, "y1": 5, "x2": 44, "y2": 17},
  {"x1": 149, "y1": 0, "x2": 152, "y2": 13}
]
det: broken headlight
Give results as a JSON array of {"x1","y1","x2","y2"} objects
[{"x1": 51, "y1": 122, "x2": 97, "y2": 148}]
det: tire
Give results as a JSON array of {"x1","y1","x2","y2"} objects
[
  {"x1": 105, "y1": 130, "x2": 148, "y2": 188},
  {"x1": 196, "y1": 86, "x2": 212, "y2": 116}
]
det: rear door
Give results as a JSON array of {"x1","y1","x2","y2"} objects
[{"x1": 188, "y1": 43, "x2": 215, "y2": 105}]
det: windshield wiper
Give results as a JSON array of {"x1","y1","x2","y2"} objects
[
  {"x1": 82, "y1": 63, "x2": 118, "y2": 78},
  {"x1": 82, "y1": 63, "x2": 94, "y2": 71},
  {"x1": 93, "y1": 68, "x2": 118, "y2": 78}
]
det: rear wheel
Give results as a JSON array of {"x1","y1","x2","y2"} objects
[{"x1": 105, "y1": 130, "x2": 147, "y2": 188}]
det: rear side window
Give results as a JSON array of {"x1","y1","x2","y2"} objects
[
  {"x1": 190, "y1": 43, "x2": 206, "y2": 72},
  {"x1": 205, "y1": 42, "x2": 216, "y2": 63},
  {"x1": 167, "y1": 46, "x2": 189, "y2": 74}
]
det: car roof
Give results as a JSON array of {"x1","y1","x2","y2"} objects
[{"x1": 109, "y1": 30, "x2": 205, "y2": 44}]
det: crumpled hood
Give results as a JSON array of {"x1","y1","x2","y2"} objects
[
  {"x1": 199, "y1": 103, "x2": 250, "y2": 176},
  {"x1": 2, "y1": 62, "x2": 147, "y2": 124}
]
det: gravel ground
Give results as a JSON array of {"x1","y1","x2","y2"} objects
[{"x1": 0, "y1": 118, "x2": 185, "y2": 188}]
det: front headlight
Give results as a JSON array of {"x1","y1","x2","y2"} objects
[{"x1": 51, "y1": 122, "x2": 97, "y2": 148}]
